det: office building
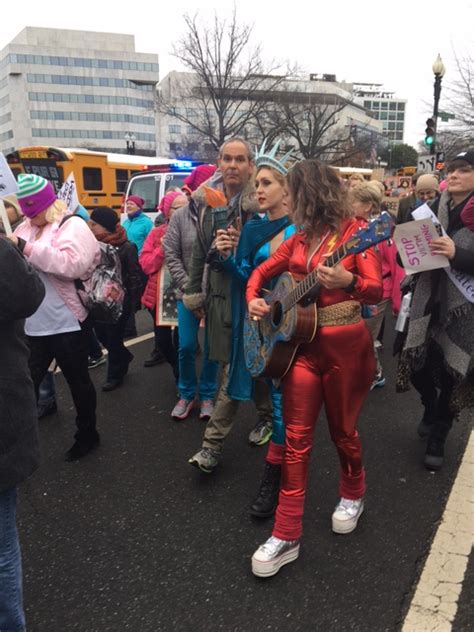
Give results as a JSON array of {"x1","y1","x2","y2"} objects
[{"x1": 0, "y1": 27, "x2": 159, "y2": 155}]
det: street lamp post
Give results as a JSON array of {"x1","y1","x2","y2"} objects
[
  {"x1": 431, "y1": 54, "x2": 446, "y2": 156},
  {"x1": 125, "y1": 132, "x2": 136, "y2": 155}
]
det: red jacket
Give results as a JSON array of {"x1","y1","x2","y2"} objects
[
  {"x1": 379, "y1": 239, "x2": 406, "y2": 314},
  {"x1": 246, "y1": 218, "x2": 382, "y2": 308},
  {"x1": 139, "y1": 224, "x2": 167, "y2": 310}
]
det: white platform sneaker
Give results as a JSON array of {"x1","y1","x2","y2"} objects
[
  {"x1": 251, "y1": 536, "x2": 300, "y2": 578},
  {"x1": 332, "y1": 498, "x2": 364, "y2": 534}
]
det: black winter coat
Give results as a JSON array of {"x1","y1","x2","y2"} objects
[{"x1": 0, "y1": 238, "x2": 45, "y2": 492}]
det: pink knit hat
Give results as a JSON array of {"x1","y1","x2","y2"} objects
[
  {"x1": 126, "y1": 195, "x2": 145, "y2": 209},
  {"x1": 16, "y1": 173, "x2": 57, "y2": 218},
  {"x1": 182, "y1": 164, "x2": 217, "y2": 193},
  {"x1": 158, "y1": 191, "x2": 185, "y2": 218}
]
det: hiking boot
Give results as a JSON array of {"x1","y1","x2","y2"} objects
[
  {"x1": 332, "y1": 498, "x2": 364, "y2": 534},
  {"x1": 188, "y1": 447, "x2": 220, "y2": 473},
  {"x1": 250, "y1": 463, "x2": 281, "y2": 518},
  {"x1": 171, "y1": 398, "x2": 196, "y2": 420},
  {"x1": 370, "y1": 372, "x2": 386, "y2": 390},
  {"x1": 248, "y1": 419, "x2": 273, "y2": 446},
  {"x1": 88, "y1": 355, "x2": 106, "y2": 369},
  {"x1": 199, "y1": 400, "x2": 214, "y2": 421},
  {"x1": 252, "y1": 536, "x2": 300, "y2": 578},
  {"x1": 65, "y1": 432, "x2": 100, "y2": 462},
  {"x1": 144, "y1": 349, "x2": 166, "y2": 368},
  {"x1": 424, "y1": 439, "x2": 444, "y2": 471}
]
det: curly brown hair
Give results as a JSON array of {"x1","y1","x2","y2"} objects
[{"x1": 287, "y1": 159, "x2": 351, "y2": 237}]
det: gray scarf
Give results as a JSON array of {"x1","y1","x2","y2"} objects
[{"x1": 397, "y1": 191, "x2": 474, "y2": 414}]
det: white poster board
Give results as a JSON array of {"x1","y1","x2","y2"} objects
[
  {"x1": 57, "y1": 172, "x2": 80, "y2": 212},
  {"x1": 393, "y1": 219, "x2": 449, "y2": 274},
  {"x1": 0, "y1": 153, "x2": 19, "y2": 236},
  {"x1": 412, "y1": 204, "x2": 474, "y2": 303}
]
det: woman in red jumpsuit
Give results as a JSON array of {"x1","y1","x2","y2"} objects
[{"x1": 246, "y1": 160, "x2": 382, "y2": 577}]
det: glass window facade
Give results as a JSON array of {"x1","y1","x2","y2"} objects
[
  {"x1": 31, "y1": 129, "x2": 155, "y2": 142},
  {"x1": 28, "y1": 92, "x2": 154, "y2": 108},
  {"x1": 30, "y1": 110, "x2": 154, "y2": 125},
  {"x1": 5, "y1": 53, "x2": 158, "y2": 73},
  {"x1": 26, "y1": 73, "x2": 155, "y2": 91}
]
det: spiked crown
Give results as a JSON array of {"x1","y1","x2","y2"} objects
[{"x1": 254, "y1": 138, "x2": 293, "y2": 175}]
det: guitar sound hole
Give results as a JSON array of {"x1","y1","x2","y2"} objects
[{"x1": 271, "y1": 302, "x2": 283, "y2": 328}]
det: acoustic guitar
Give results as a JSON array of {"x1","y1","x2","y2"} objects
[{"x1": 243, "y1": 212, "x2": 394, "y2": 380}]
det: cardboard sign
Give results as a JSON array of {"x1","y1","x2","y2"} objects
[
  {"x1": 393, "y1": 219, "x2": 449, "y2": 274},
  {"x1": 0, "y1": 153, "x2": 18, "y2": 197},
  {"x1": 412, "y1": 204, "x2": 474, "y2": 303},
  {"x1": 57, "y1": 172, "x2": 80, "y2": 212},
  {"x1": 156, "y1": 264, "x2": 178, "y2": 327},
  {"x1": 0, "y1": 199, "x2": 12, "y2": 236}
]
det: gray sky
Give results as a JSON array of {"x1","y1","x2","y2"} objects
[{"x1": 2, "y1": 0, "x2": 473, "y2": 149}]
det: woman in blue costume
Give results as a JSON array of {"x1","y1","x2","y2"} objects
[{"x1": 215, "y1": 140, "x2": 296, "y2": 517}]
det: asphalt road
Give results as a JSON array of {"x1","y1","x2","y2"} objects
[{"x1": 17, "y1": 313, "x2": 472, "y2": 632}]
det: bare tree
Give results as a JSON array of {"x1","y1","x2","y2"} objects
[
  {"x1": 156, "y1": 8, "x2": 292, "y2": 153},
  {"x1": 438, "y1": 52, "x2": 474, "y2": 150},
  {"x1": 446, "y1": 53, "x2": 474, "y2": 133}
]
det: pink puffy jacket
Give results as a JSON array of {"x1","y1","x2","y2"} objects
[
  {"x1": 139, "y1": 224, "x2": 167, "y2": 310},
  {"x1": 379, "y1": 239, "x2": 406, "y2": 314},
  {"x1": 15, "y1": 214, "x2": 100, "y2": 322}
]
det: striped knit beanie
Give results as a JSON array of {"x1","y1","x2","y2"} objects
[{"x1": 16, "y1": 173, "x2": 57, "y2": 218}]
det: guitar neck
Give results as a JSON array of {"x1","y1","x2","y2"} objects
[{"x1": 283, "y1": 242, "x2": 347, "y2": 311}]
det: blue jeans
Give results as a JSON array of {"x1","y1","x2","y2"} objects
[
  {"x1": 0, "y1": 488, "x2": 26, "y2": 632},
  {"x1": 177, "y1": 300, "x2": 218, "y2": 401}
]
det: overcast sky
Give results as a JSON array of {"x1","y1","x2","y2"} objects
[{"x1": 1, "y1": 0, "x2": 473, "y2": 150}]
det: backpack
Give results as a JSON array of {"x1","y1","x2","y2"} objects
[
  {"x1": 76, "y1": 242, "x2": 125, "y2": 323},
  {"x1": 59, "y1": 214, "x2": 125, "y2": 323}
]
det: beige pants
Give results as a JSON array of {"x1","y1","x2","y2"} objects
[{"x1": 202, "y1": 364, "x2": 272, "y2": 451}]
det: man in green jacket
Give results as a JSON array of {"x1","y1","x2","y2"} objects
[{"x1": 184, "y1": 137, "x2": 272, "y2": 473}]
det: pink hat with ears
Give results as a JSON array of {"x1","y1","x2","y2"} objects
[
  {"x1": 439, "y1": 179, "x2": 448, "y2": 192},
  {"x1": 158, "y1": 191, "x2": 185, "y2": 218}
]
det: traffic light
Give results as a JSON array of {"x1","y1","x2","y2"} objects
[{"x1": 424, "y1": 118, "x2": 435, "y2": 147}]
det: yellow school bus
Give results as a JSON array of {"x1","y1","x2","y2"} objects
[{"x1": 6, "y1": 146, "x2": 185, "y2": 211}]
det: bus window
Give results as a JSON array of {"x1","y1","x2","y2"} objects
[
  {"x1": 83, "y1": 167, "x2": 103, "y2": 191},
  {"x1": 115, "y1": 169, "x2": 129, "y2": 193},
  {"x1": 128, "y1": 175, "x2": 161, "y2": 212},
  {"x1": 163, "y1": 172, "x2": 188, "y2": 194}
]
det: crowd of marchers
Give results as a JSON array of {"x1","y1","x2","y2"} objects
[{"x1": 1, "y1": 140, "x2": 473, "y2": 628}]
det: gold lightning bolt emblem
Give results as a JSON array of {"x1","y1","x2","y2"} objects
[{"x1": 326, "y1": 233, "x2": 338, "y2": 254}]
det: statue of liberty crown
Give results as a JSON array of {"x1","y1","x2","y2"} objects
[{"x1": 254, "y1": 138, "x2": 294, "y2": 175}]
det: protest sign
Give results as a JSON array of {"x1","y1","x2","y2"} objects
[
  {"x1": 156, "y1": 265, "x2": 178, "y2": 327},
  {"x1": 412, "y1": 204, "x2": 474, "y2": 303},
  {"x1": 393, "y1": 219, "x2": 449, "y2": 274},
  {"x1": 0, "y1": 153, "x2": 19, "y2": 236},
  {"x1": 57, "y1": 172, "x2": 80, "y2": 212}
]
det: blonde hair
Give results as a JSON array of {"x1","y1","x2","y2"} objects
[
  {"x1": 349, "y1": 173, "x2": 365, "y2": 183},
  {"x1": 45, "y1": 199, "x2": 68, "y2": 223},
  {"x1": 256, "y1": 164, "x2": 287, "y2": 188},
  {"x1": 350, "y1": 181, "x2": 383, "y2": 214}
]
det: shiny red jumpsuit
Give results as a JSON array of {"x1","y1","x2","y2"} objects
[{"x1": 246, "y1": 219, "x2": 382, "y2": 540}]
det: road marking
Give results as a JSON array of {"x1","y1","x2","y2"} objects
[
  {"x1": 54, "y1": 332, "x2": 154, "y2": 375},
  {"x1": 124, "y1": 332, "x2": 154, "y2": 347},
  {"x1": 402, "y1": 431, "x2": 473, "y2": 631}
]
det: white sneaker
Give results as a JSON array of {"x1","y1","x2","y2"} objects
[
  {"x1": 332, "y1": 497, "x2": 364, "y2": 534},
  {"x1": 251, "y1": 536, "x2": 300, "y2": 578}
]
